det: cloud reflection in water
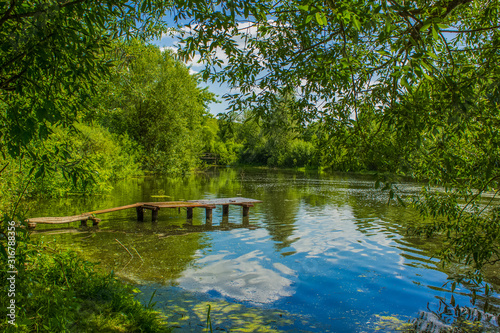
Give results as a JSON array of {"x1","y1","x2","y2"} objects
[{"x1": 178, "y1": 250, "x2": 294, "y2": 304}]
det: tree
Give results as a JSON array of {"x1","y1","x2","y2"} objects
[
  {"x1": 171, "y1": 0, "x2": 500, "y2": 279},
  {"x1": 0, "y1": 0, "x2": 170, "y2": 157},
  {"x1": 95, "y1": 40, "x2": 215, "y2": 173},
  {"x1": 225, "y1": 93, "x2": 317, "y2": 167}
]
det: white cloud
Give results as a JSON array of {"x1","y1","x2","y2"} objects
[{"x1": 159, "y1": 46, "x2": 178, "y2": 53}]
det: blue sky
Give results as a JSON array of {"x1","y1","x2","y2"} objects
[{"x1": 154, "y1": 31, "x2": 233, "y2": 116}]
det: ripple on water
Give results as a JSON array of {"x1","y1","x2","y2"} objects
[{"x1": 29, "y1": 170, "x2": 500, "y2": 332}]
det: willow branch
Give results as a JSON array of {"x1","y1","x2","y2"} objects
[{"x1": 441, "y1": 25, "x2": 500, "y2": 33}]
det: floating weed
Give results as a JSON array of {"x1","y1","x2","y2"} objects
[
  {"x1": 158, "y1": 296, "x2": 296, "y2": 332},
  {"x1": 372, "y1": 314, "x2": 413, "y2": 331}
]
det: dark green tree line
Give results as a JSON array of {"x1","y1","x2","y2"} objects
[{"x1": 93, "y1": 40, "x2": 215, "y2": 173}]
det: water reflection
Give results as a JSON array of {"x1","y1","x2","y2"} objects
[
  {"x1": 29, "y1": 168, "x2": 500, "y2": 332},
  {"x1": 179, "y1": 250, "x2": 294, "y2": 304}
]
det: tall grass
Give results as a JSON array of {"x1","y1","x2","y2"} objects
[{"x1": 0, "y1": 243, "x2": 170, "y2": 332}]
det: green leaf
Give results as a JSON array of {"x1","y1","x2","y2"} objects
[
  {"x1": 353, "y1": 16, "x2": 361, "y2": 30},
  {"x1": 385, "y1": 16, "x2": 392, "y2": 33},
  {"x1": 401, "y1": 76, "x2": 410, "y2": 89},
  {"x1": 315, "y1": 12, "x2": 327, "y2": 26},
  {"x1": 423, "y1": 72, "x2": 433, "y2": 81},
  {"x1": 427, "y1": 50, "x2": 439, "y2": 60},
  {"x1": 420, "y1": 61, "x2": 432, "y2": 72},
  {"x1": 420, "y1": 22, "x2": 432, "y2": 32},
  {"x1": 432, "y1": 25, "x2": 440, "y2": 40},
  {"x1": 376, "y1": 49, "x2": 391, "y2": 56}
]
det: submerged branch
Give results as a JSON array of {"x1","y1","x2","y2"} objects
[{"x1": 115, "y1": 238, "x2": 133, "y2": 258}]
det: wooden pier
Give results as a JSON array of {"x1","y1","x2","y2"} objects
[{"x1": 26, "y1": 197, "x2": 262, "y2": 229}]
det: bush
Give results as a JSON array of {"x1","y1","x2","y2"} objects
[
  {"x1": 283, "y1": 140, "x2": 316, "y2": 167},
  {"x1": 0, "y1": 244, "x2": 170, "y2": 332},
  {"x1": 0, "y1": 123, "x2": 143, "y2": 199}
]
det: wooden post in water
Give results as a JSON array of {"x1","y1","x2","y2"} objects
[
  {"x1": 136, "y1": 207, "x2": 144, "y2": 222},
  {"x1": 186, "y1": 207, "x2": 193, "y2": 220},
  {"x1": 80, "y1": 219, "x2": 88, "y2": 227},
  {"x1": 91, "y1": 217, "x2": 101, "y2": 226},
  {"x1": 222, "y1": 205, "x2": 229, "y2": 217},
  {"x1": 152, "y1": 208, "x2": 159, "y2": 222},
  {"x1": 242, "y1": 204, "x2": 251, "y2": 217},
  {"x1": 205, "y1": 206, "x2": 214, "y2": 225}
]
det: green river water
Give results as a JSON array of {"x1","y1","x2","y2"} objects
[{"x1": 30, "y1": 168, "x2": 500, "y2": 332}]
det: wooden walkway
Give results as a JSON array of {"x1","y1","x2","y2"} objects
[{"x1": 26, "y1": 197, "x2": 262, "y2": 229}]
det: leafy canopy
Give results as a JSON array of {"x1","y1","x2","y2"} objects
[
  {"x1": 171, "y1": 0, "x2": 500, "y2": 277},
  {"x1": 95, "y1": 40, "x2": 215, "y2": 173},
  {"x1": 0, "y1": 0, "x2": 171, "y2": 157}
]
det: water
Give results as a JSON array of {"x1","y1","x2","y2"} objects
[{"x1": 30, "y1": 168, "x2": 500, "y2": 332}]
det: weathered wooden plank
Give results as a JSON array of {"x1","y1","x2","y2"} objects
[
  {"x1": 87, "y1": 203, "x2": 143, "y2": 215},
  {"x1": 141, "y1": 202, "x2": 207, "y2": 208},
  {"x1": 27, "y1": 214, "x2": 92, "y2": 224},
  {"x1": 189, "y1": 197, "x2": 262, "y2": 205},
  {"x1": 234, "y1": 203, "x2": 254, "y2": 207}
]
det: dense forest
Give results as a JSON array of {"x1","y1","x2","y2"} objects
[{"x1": 1, "y1": 0, "x2": 500, "y2": 331}]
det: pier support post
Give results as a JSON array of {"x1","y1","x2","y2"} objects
[
  {"x1": 152, "y1": 208, "x2": 159, "y2": 222},
  {"x1": 222, "y1": 205, "x2": 229, "y2": 218},
  {"x1": 242, "y1": 205, "x2": 251, "y2": 217},
  {"x1": 91, "y1": 217, "x2": 101, "y2": 226},
  {"x1": 221, "y1": 215, "x2": 229, "y2": 227},
  {"x1": 205, "y1": 206, "x2": 214, "y2": 225},
  {"x1": 80, "y1": 219, "x2": 88, "y2": 227},
  {"x1": 136, "y1": 207, "x2": 144, "y2": 222},
  {"x1": 186, "y1": 207, "x2": 193, "y2": 220}
]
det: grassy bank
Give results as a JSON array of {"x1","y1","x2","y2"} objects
[{"x1": 1, "y1": 238, "x2": 170, "y2": 332}]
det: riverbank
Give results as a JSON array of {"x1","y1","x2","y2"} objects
[{"x1": 0, "y1": 239, "x2": 171, "y2": 332}]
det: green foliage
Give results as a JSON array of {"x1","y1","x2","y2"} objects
[
  {"x1": 219, "y1": 95, "x2": 318, "y2": 168},
  {"x1": 94, "y1": 40, "x2": 215, "y2": 173},
  {"x1": 0, "y1": 123, "x2": 142, "y2": 199},
  {"x1": 0, "y1": 245, "x2": 170, "y2": 332},
  {"x1": 34, "y1": 123, "x2": 143, "y2": 195},
  {"x1": 0, "y1": 0, "x2": 171, "y2": 157},
  {"x1": 199, "y1": 116, "x2": 242, "y2": 165},
  {"x1": 171, "y1": 0, "x2": 500, "y2": 278}
]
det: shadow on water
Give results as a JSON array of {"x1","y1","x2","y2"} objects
[{"x1": 29, "y1": 168, "x2": 500, "y2": 332}]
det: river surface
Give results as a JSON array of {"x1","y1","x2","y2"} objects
[{"x1": 30, "y1": 168, "x2": 500, "y2": 332}]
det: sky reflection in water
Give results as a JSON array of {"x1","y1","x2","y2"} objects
[{"x1": 31, "y1": 170, "x2": 500, "y2": 332}]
